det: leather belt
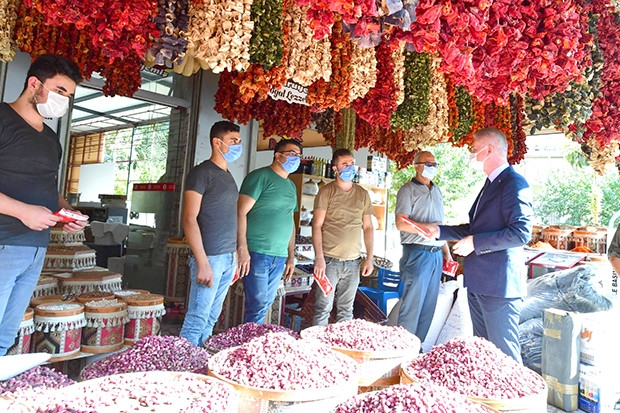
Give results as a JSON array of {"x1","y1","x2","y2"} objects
[{"x1": 404, "y1": 243, "x2": 442, "y2": 253}]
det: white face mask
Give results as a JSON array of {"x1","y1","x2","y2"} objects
[
  {"x1": 421, "y1": 165, "x2": 438, "y2": 179},
  {"x1": 469, "y1": 148, "x2": 489, "y2": 171},
  {"x1": 35, "y1": 81, "x2": 70, "y2": 118}
]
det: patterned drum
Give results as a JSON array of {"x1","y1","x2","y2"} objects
[
  {"x1": 82, "y1": 299, "x2": 128, "y2": 354},
  {"x1": 114, "y1": 289, "x2": 150, "y2": 299},
  {"x1": 30, "y1": 295, "x2": 77, "y2": 308},
  {"x1": 32, "y1": 275, "x2": 59, "y2": 298},
  {"x1": 59, "y1": 270, "x2": 123, "y2": 296},
  {"x1": 7, "y1": 307, "x2": 35, "y2": 355},
  {"x1": 33, "y1": 303, "x2": 86, "y2": 361},
  {"x1": 164, "y1": 238, "x2": 191, "y2": 298},
  {"x1": 121, "y1": 294, "x2": 165, "y2": 345},
  {"x1": 76, "y1": 291, "x2": 116, "y2": 304}
]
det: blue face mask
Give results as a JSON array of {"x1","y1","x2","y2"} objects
[
  {"x1": 338, "y1": 165, "x2": 356, "y2": 182},
  {"x1": 218, "y1": 140, "x2": 242, "y2": 163},
  {"x1": 280, "y1": 155, "x2": 300, "y2": 174},
  {"x1": 422, "y1": 165, "x2": 438, "y2": 179}
]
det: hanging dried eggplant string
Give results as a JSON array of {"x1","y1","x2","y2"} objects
[
  {"x1": 0, "y1": 0, "x2": 19, "y2": 61},
  {"x1": 284, "y1": 2, "x2": 332, "y2": 86},
  {"x1": 335, "y1": 108, "x2": 356, "y2": 153},
  {"x1": 249, "y1": 0, "x2": 284, "y2": 68},
  {"x1": 348, "y1": 41, "x2": 377, "y2": 101},
  {"x1": 149, "y1": 0, "x2": 190, "y2": 66},
  {"x1": 391, "y1": 50, "x2": 431, "y2": 131},
  {"x1": 187, "y1": 0, "x2": 254, "y2": 73}
]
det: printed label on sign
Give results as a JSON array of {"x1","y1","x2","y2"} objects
[{"x1": 313, "y1": 273, "x2": 334, "y2": 297}]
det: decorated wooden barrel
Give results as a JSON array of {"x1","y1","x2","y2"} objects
[
  {"x1": 542, "y1": 226, "x2": 573, "y2": 250},
  {"x1": 113, "y1": 289, "x2": 150, "y2": 299},
  {"x1": 7, "y1": 307, "x2": 35, "y2": 355},
  {"x1": 58, "y1": 271, "x2": 123, "y2": 296},
  {"x1": 571, "y1": 227, "x2": 608, "y2": 254},
  {"x1": 33, "y1": 302, "x2": 86, "y2": 361},
  {"x1": 81, "y1": 299, "x2": 128, "y2": 354},
  {"x1": 30, "y1": 294, "x2": 77, "y2": 308},
  {"x1": 76, "y1": 291, "x2": 116, "y2": 304},
  {"x1": 164, "y1": 238, "x2": 191, "y2": 298},
  {"x1": 32, "y1": 275, "x2": 59, "y2": 298},
  {"x1": 530, "y1": 225, "x2": 544, "y2": 245},
  {"x1": 120, "y1": 294, "x2": 165, "y2": 345}
]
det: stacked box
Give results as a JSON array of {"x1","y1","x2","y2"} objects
[
  {"x1": 542, "y1": 308, "x2": 582, "y2": 411},
  {"x1": 578, "y1": 311, "x2": 620, "y2": 413}
]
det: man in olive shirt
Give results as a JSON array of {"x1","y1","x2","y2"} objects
[
  {"x1": 312, "y1": 148, "x2": 374, "y2": 325},
  {"x1": 237, "y1": 139, "x2": 301, "y2": 324}
]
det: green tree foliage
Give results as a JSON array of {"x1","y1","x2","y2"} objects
[
  {"x1": 389, "y1": 143, "x2": 485, "y2": 220},
  {"x1": 533, "y1": 169, "x2": 620, "y2": 226}
]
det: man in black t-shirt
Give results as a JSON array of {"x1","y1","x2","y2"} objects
[
  {"x1": 0, "y1": 54, "x2": 87, "y2": 355},
  {"x1": 179, "y1": 121, "x2": 242, "y2": 346}
]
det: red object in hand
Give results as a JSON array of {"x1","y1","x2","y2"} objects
[
  {"x1": 313, "y1": 273, "x2": 334, "y2": 297},
  {"x1": 230, "y1": 269, "x2": 240, "y2": 286},
  {"x1": 54, "y1": 208, "x2": 88, "y2": 223},
  {"x1": 399, "y1": 216, "x2": 433, "y2": 238},
  {"x1": 443, "y1": 259, "x2": 459, "y2": 276}
]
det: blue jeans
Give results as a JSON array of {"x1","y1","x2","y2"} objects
[
  {"x1": 313, "y1": 257, "x2": 360, "y2": 326},
  {"x1": 468, "y1": 291, "x2": 523, "y2": 363},
  {"x1": 242, "y1": 252, "x2": 286, "y2": 324},
  {"x1": 0, "y1": 245, "x2": 47, "y2": 356},
  {"x1": 397, "y1": 244, "x2": 442, "y2": 342},
  {"x1": 180, "y1": 253, "x2": 236, "y2": 346}
]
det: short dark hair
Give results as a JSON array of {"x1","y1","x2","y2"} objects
[
  {"x1": 23, "y1": 54, "x2": 82, "y2": 91},
  {"x1": 210, "y1": 120, "x2": 240, "y2": 147},
  {"x1": 274, "y1": 138, "x2": 302, "y2": 153},
  {"x1": 332, "y1": 148, "x2": 353, "y2": 165}
]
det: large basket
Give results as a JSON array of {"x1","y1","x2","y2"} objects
[{"x1": 400, "y1": 366, "x2": 548, "y2": 412}]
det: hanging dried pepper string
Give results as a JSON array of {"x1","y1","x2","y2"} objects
[
  {"x1": 352, "y1": 36, "x2": 398, "y2": 129},
  {"x1": 509, "y1": 93, "x2": 527, "y2": 165},
  {"x1": 355, "y1": 116, "x2": 414, "y2": 168},
  {"x1": 306, "y1": 18, "x2": 353, "y2": 112}
]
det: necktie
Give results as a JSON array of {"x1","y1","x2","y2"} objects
[{"x1": 473, "y1": 178, "x2": 491, "y2": 219}]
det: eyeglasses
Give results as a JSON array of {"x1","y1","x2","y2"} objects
[
  {"x1": 278, "y1": 150, "x2": 302, "y2": 157},
  {"x1": 415, "y1": 162, "x2": 439, "y2": 167}
]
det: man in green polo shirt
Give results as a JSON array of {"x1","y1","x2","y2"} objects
[{"x1": 237, "y1": 138, "x2": 301, "y2": 323}]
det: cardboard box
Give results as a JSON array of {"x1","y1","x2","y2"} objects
[{"x1": 578, "y1": 311, "x2": 620, "y2": 413}]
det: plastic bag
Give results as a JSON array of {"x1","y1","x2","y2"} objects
[
  {"x1": 519, "y1": 317, "x2": 543, "y2": 374},
  {"x1": 520, "y1": 266, "x2": 613, "y2": 323}
]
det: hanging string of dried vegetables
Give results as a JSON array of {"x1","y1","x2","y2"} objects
[
  {"x1": 214, "y1": 70, "x2": 256, "y2": 125},
  {"x1": 524, "y1": 5, "x2": 601, "y2": 138},
  {"x1": 17, "y1": 0, "x2": 158, "y2": 96},
  {"x1": 254, "y1": 98, "x2": 313, "y2": 138},
  {"x1": 283, "y1": 2, "x2": 331, "y2": 86},
  {"x1": 149, "y1": 0, "x2": 190, "y2": 66},
  {"x1": 306, "y1": 19, "x2": 353, "y2": 112},
  {"x1": 249, "y1": 0, "x2": 284, "y2": 68},
  {"x1": 187, "y1": 0, "x2": 254, "y2": 73},
  {"x1": 312, "y1": 109, "x2": 340, "y2": 146},
  {"x1": 294, "y1": 0, "x2": 377, "y2": 40},
  {"x1": 392, "y1": 42, "x2": 406, "y2": 106},
  {"x1": 446, "y1": 78, "x2": 474, "y2": 144},
  {"x1": 355, "y1": 117, "x2": 414, "y2": 168},
  {"x1": 391, "y1": 50, "x2": 431, "y2": 131},
  {"x1": 509, "y1": 94, "x2": 527, "y2": 165},
  {"x1": 351, "y1": 38, "x2": 398, "y2": 129},
  {"x1": 402, "y1": 54, "x2": 450, "y2": 152},
  {"x1": 580, "y1": 0, "x2": 620, "y2": 151},
  {"x1": 0, "y1": 0, "x2": 18, "y2": 61},
  {"x1": 348, "y1": 40, "x2": 377, "y2": 101}
]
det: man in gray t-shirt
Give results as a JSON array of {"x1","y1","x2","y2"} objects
[
  {"x1": 179, "y1": 121, "x2": 242, "y2": 346},
  {"x1": 394, "y1": 151, "x2": 454, "y2": 342}
]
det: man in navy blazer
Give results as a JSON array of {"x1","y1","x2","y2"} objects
[{"x1": 425, "y1": 128, "x2": 533, "y2": 363}]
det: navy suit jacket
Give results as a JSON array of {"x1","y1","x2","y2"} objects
[{"x1": 438, "y1": 166, "x2": 533, "y2": 298}]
